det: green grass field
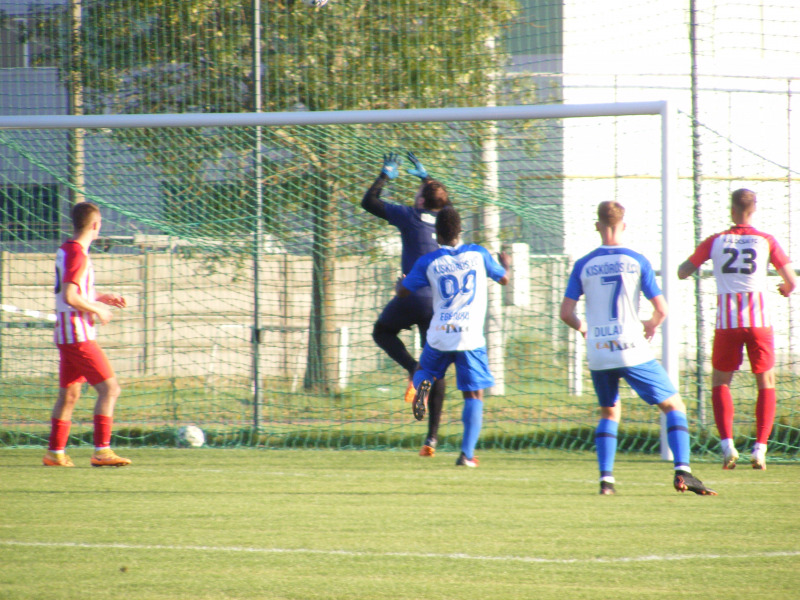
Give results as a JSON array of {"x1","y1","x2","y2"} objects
[{"x1": 2, "y1": 448, "x2": 799, "y2": 599}]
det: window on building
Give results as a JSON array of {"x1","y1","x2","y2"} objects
[{"x1": 0, "y1": 184, "x2": 61, "y2": 242}]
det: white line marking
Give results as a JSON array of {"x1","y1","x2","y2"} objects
[{"x1": 2, "y1": 540, "x2": 798, "y2": 564}]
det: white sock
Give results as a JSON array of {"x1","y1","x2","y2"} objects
[
  {"x1": 720, "y1": 438, "x2": 735, "y2": 453},
  {"x1": 753, "y1": 443, "x2": 767, "y2": 455}
]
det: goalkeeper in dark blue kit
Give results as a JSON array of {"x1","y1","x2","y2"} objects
[{"x1": 361, "y1": 151, "x2": 450, "y2": 457}]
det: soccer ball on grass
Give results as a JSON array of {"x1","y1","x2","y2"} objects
[
  {"x1": 176, "y1": 425, "x2": 205, "y2": 448},
  {"x1": 302, "y1": 0, "x2": 329, "y2": 6}
]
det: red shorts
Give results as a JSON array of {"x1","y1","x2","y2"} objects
[
  {"x1": 58, "y1": 340, "x2": 115, "y2": 388},
  {"x1": 711, "y1": 327, "x2": 774, "y2": 374}
]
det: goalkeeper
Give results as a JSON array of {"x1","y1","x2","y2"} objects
[{"x1": 361, "y1": 151, "x2": 450, "y2": 457}]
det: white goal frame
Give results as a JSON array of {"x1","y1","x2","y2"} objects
[{"x1": 0, "y1": 101, "x2": 679, "y2": 458}]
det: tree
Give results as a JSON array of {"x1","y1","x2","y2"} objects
[{"x1": 40, "y1": 0, "x2": 523, "y2": 392}]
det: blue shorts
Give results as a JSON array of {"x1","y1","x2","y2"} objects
[
  {"x1": 377, "y1": 292, "x2": 433, "y2": 345},
  {"x1": 590, "y1": 360, "x2": 677, "y2": 407},
  {"x1": 413, "y1": 344, "x2": 495, "y2": 392}
]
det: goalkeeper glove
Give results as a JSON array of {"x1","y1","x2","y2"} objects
[
  {"x1": 406, "y1": 151, "x2": 429, "y2": 180},
  {"x1": 381, "y1": 153, "x2": 400, "y2": 180}
]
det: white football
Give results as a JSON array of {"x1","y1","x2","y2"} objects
[
  {"x1": 302, "y1": 0, "x2": 329, "y2": 6},
  {"x1": 177, "y1": 425, "x2": 205, "y2": 448}
]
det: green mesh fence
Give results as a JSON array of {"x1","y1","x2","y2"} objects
[{"x1": 0, "y1": 0, "x2": 799, "y2": 458}]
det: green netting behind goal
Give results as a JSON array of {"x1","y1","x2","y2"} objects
[
  {"x1": 0, "y1": 116, "x2": 572, "y2": 450},
  {"x1": 2, "y1": 114, "x2": 798, "y2": 458}
]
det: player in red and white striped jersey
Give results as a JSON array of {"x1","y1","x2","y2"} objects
[
  {"x1": 679, "y1": 189, "x2": 796, "y2": 470},
  {"x1": 43, "y1": 202, "x2": 131, "y2": 468}
]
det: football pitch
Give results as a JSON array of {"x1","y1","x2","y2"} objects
[{"x1": 2, "y1": 448, "x2": 799, "y2": 599}]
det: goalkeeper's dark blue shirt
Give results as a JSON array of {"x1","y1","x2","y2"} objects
[{"x1": 361, "y1": 174, "x2": 440, "y2": 276}]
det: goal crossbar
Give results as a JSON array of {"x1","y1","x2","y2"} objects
[{"x1": 0, "y1": 101, "x2": 668, "y2": 130}]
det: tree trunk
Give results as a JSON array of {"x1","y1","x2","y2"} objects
[
  {"x1": 303, "y1": 172, "x2": 337, "y2": 393},
  {"x1": 68, "y1": 0, "x2": 85, "y2": 206}
]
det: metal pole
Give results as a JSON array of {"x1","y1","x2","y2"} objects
[
  {"x1": 660, "y1": 101, "x2": 678, "y2": 461},
  {"x1": 482, "y1": 36, "x2": 505, "y2": 396},
  {"x1": 689, "y1": 0, "x2": 707, "y2": 427},
  {"x1": 252, "y1": 0, "x2": 263, "y2": 430},
  {"x1": 787, "y1": 79, "x2": 796, "y2": 374}
]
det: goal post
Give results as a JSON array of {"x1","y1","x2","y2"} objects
[{"x1": 0, "y1": 101, "x2": 679, "y2": 456}]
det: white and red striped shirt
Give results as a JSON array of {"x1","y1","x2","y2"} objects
[
  {"x1": 54, "y1": 240, "x2": 97, "y2": 344},
  {"x1": 688, "y1": 225, "x2": 790, "y2": 330}
]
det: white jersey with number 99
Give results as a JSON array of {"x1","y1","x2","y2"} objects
[{"x1": 402, "y1": 243, "x2": 507, "y2": 351}]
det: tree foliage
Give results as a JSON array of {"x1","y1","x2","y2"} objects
[{"x1": 37, "y1": 0, "x2": 526, "y2": 391}]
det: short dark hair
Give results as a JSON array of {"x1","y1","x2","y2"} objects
[
  {"x1": 435, "y1": 205, "x2": 461, "y2": 244},
  {"x1": 71, "y1": 202, "x2": 101, "y2": 232},
  {"x1": 597, "y1": 201, "x2": 625, "y2": 227},
  {"x1": 421, "y1": 180, "x2": 450, "y2": 210},
  {"x1": 731, "y1": 188, "x2": 757, "y2": 214}
]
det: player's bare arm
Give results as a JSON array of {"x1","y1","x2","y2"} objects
[
  {"x1": 497, "y1": 251, "x2": 512, "y2": 286},
  {"x1": 641, "y1": 294, "x2": 668, "y2": 341},
  {"x1": 96, "y1": 292, "x2": 127, "y2": 308},
  {"x1": 63, "y1": 282, "x2": 114, "y2": 325},
  {"x1": 395, "y1": 279, "x2": 411, "y2": 298},
  {"x1": 677, "y1": 259, "x2": 698, "y2": 280},
  {"x1": 777, "y1": 263, "x2": 797, "y2": 297},
  {"x1": 559, "y1": 297, "x2": 587, "y2": 337}
]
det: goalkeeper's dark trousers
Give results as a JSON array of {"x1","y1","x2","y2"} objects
[{"x1": 372, "y1": 312, "x2": 445, "y2": 441}]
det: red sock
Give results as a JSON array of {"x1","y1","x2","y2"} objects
[
  {"x1": 48, "y1": 418, "x2": 71, "y2": 452},
  {"x1": 93, "y1": 414, "x2": 113, "y2": 449},
  {"x1": 712, "y1": 385, "x2": 734, "y2": 440},
  {"x1": 755, "y1": 388, "x2": 776, "y2": 445}
]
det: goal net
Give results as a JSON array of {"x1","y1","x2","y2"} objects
[{"x1": 0, "y1": 104, "x2": 797, "y2": 458}]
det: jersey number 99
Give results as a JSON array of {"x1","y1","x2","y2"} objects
[{"x1": 438, "y1": 270, "x2": 477, "y2": 309}]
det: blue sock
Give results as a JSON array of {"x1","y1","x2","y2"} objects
[
  {"x1": 595, "y1": 419, "x2": 618, "y2": 480},
  {"x1": 666, "y1": 411, "x2": 691, "y2": 471},
  {"x1": 461, "y1": 397, "x2": 483, "y2": 458}
]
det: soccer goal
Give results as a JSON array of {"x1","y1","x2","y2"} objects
[{"x1": 0, "y1": 102, "x2": 680, "y2": 455}]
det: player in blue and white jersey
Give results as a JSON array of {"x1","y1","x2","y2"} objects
[
  {"x1": 560, "y1": 201, "x2": 716, "y2": 496},
  {"x1": 397, "y1": 206, "x2": 510, "y2": 467},
  {"x1": 361, "y1": 151, "x2": 451, "y2": 457}
]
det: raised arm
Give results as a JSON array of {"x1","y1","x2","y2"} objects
[
  {"x1": 361, "y1": 153, "x2": 400, "y2": 220},
  {"x1": 361, "y1": 174, "x2": 389, "y2": 220}
]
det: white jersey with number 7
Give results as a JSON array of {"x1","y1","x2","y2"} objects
[{"x1": 565, "y1": 245, "x2": 661, "y2": 371}]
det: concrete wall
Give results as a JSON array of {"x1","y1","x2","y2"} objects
[
  {"x1": 0, "y1": 251, "x2": 416, "y2": 385},
  {"x1": 0, "y1": 248, "x2": 563, "y2": 387}
]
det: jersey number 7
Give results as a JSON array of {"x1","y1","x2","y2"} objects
[{"x1": 601, "y1": 274, "x2": 622, "y2": 321}]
